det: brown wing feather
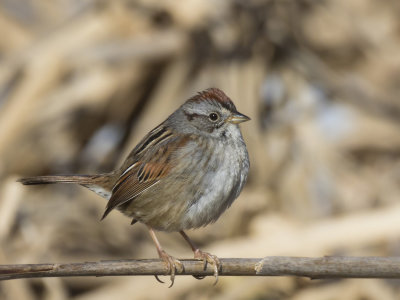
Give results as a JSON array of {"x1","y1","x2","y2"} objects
[
  {"x1": 101, "y1": 162, "x2": 169, "y2": 220},
  {"x1": 101, "y1": 133, "x2": 190, "y2": 219}
]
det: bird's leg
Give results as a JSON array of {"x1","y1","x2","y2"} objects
[
  {"x1": 148, "y1": 226, "x2": 183, "y2": 287},
  {"x1": 179, "y1": 230, "x2": 221, "y2": 284}
]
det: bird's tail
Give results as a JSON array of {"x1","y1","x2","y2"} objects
[
  {"x1": 18, "y1": 173, "x2": 116, "y2": 200},
  {"x1": 18, "y1": 175, "x2": 96, "y2": 185}
]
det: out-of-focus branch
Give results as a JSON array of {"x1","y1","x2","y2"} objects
[{"x1": 1, "y1": 257, "x2": 400, "y2": 280}]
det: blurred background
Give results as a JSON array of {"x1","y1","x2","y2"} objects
[{"x1": 1, "y1": 0, "x2": 400, "y2": 299}]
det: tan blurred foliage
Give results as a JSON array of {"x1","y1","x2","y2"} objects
[{"x1": 1, "y1": 0, "x2": 400, "y2": 299}]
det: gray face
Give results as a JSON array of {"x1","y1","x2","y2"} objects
[
  {"x1": 180, "y1": 99, "x2": 235, "y2": 137},
  {"x1": 165, "y1": 89, "x2": 249, "y2": 138}
]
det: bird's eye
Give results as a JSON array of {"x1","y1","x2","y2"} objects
[{"x1": 208, "y1": 112, "x2": 220, "y2": 122}]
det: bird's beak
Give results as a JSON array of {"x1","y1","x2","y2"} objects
[{"x1": 227, "y1": 112, "x2": 251, "y2": 124}]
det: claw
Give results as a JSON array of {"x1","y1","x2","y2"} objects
[
  {"x1": 158, "y1": 249, "x2": 184, "y2": 288},
  {"x1": 154, "y1": 275, "x2": 165, "y2": 283},
  {"x1": 148, "y1": 227, "x2": 184, "y2": 287},
  {"x1": 194, "y1": 249, "x2": 221, "y2": 285}
]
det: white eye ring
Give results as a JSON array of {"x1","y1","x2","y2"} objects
[{"x1": 209, "y1": 112, "x2": 220, "y2": 122}]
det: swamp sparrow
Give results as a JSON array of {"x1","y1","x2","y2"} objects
[{"x1": 19, "y1": 88, "x2": 250, "y2": 286}]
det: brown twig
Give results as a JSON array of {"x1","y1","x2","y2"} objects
[{"x1": 1, "y1": 257, "x2": 400, "y2": 280}]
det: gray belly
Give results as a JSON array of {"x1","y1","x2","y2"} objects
[
  {"x1": 180, "y1": 155, "x2": 243, "y2": 229},
  {"x1": 122, "y1": 137, "x2": 249, "y2": 232}
]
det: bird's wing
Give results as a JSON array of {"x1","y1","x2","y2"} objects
[{"x1": 101, "y1": 131, "x2": 190, "y2": 219}]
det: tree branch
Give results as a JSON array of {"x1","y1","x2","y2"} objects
[{"x1": 1, "y1": 257, "x2": 400, "y2": 280}]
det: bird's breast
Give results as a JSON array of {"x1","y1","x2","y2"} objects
[
  {"x1": 180, "y1": 129, "x2": 249, "y2": 229},
  {"x1": 126, "y1": 127, "x2": 249, "y2": 232}
]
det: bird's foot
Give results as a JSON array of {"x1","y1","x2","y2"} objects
[
  {"x1": 193, "y1": 249, "x2": 221, "y2": 285},
  {"x1": 155, "y1": 249, "x2": 184, "y2": 288}
]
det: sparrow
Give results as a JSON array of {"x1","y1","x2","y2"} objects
[{"x1": 19, "y1": 88, "x2": 250, "y2": 286}]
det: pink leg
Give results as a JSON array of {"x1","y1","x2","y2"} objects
[
  {"x1": 148, "y1": 226, "x2": 183, "y2": 287},
  {"x1": 180, "y1": 230, "x2": 221, "y2": 284}
]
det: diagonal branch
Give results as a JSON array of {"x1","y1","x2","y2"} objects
[{"x1": 1, "y1": 257, "x2": 400, "y2": 280}]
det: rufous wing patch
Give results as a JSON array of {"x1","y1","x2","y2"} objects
[{"x1": 101, "y1": 134, "x2": 190, "y2": 220}]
